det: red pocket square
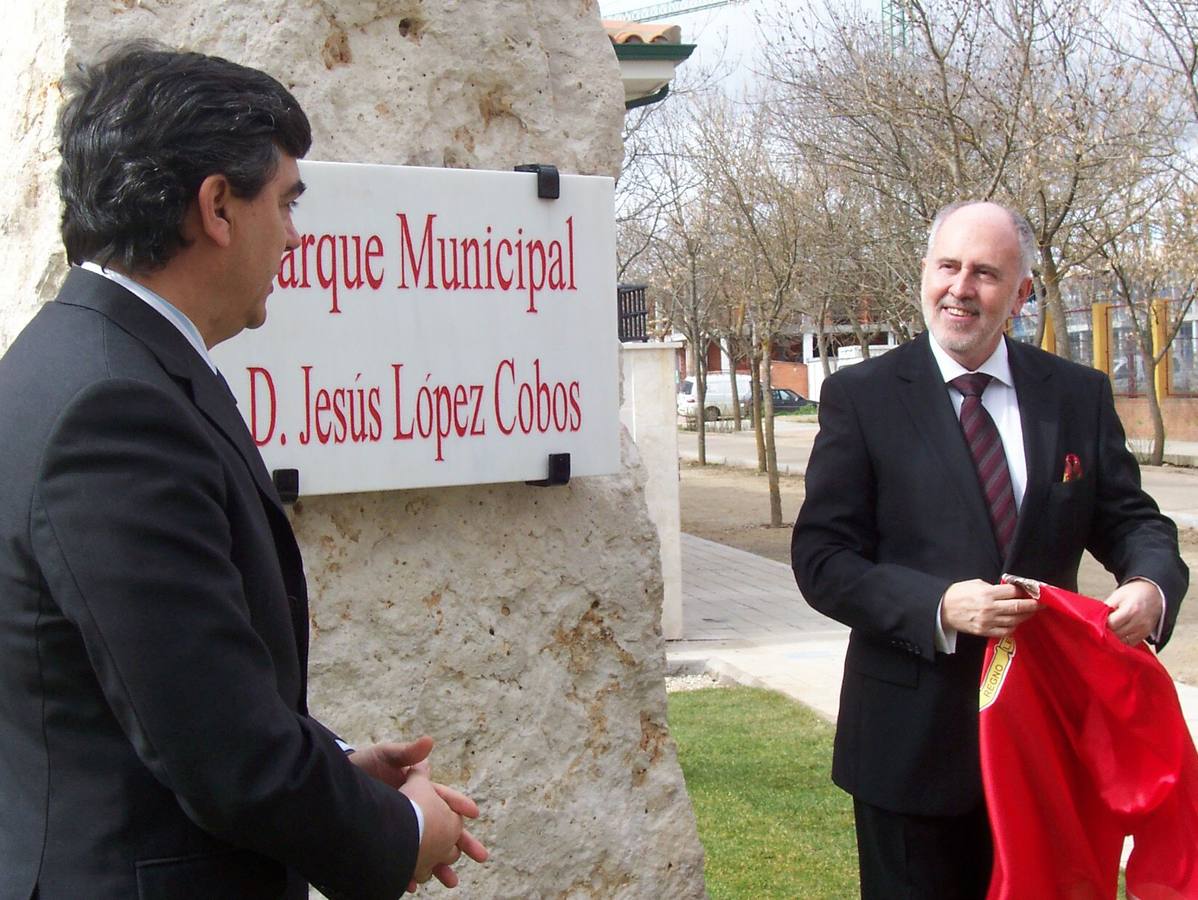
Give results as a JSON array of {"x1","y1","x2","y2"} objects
[{"x1": 1062, "y1": 453, "x2": 1083, "y2": 482}]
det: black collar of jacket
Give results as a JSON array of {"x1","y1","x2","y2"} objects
[{"x1": 894, "y1": 331, "x2": 1054, "y2": 387}]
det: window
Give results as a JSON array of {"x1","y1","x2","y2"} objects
[
  {"x1": 1109, "y1": 306, "x2": 1148, "y2": 397},
  {"x1": 1064, "y1": 308, "x2": 1093, "y2": 367},
  {"x1": 1009, "y1": 309, "x2": 1039, "y2": 345},
  {"x1": 1169, "y1": 304, "x2": 1198, "y2": 395}
]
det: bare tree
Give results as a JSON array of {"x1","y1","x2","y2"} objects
[
  {"x1": 998, "y1": 0, "x2": 1184, "y2": 359},
  {"x1": 622, "y1": 96, "x2": 732, "y2": 465},
  {"x1": 1082, "y1": 181, "x2": 1198, "y2": 464},
  {"x1": 695, "y1": 92, "x2": 806, "y2": 526},
  {"x1": 615, "y1": 50, "x2": 741, "y2": 281},
  {"x1": 760, "y1": 0, "x2": 1185, "y2": 360},
  {"x1": 1130, "y1": 0, "x2": 1198, "y2": 119},
  {"x1": 615, "y1": 104, "x2": 668, "y2": 283}
]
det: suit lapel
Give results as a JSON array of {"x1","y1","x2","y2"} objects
[
  {"x1": 1006, "y1": 338, "x2": 1057, "y2": 564},
  {"x1": 55, "y1": 268, "x2": 286, "y2": 514},
  {"x1": 896, "y1": 334, "x2": 1003, "y2": 570},
  {"x1": 189, "y1": 370, "x2": 287, "y2": 513}
]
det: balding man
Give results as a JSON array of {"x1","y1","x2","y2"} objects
[{"x1": 792, "y1": 201, "x2": 1187, "y2": 898}]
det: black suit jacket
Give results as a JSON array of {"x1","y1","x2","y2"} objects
[
  {"x1": 792, "y1": 333, "x2": 1188, "y2": 816},
  {"x1": 0, "y1": 268, "x2": 418, "y2": 900}
]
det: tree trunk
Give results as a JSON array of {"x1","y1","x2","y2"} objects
[
  {"x1": 1032, "y1": 276, "x2": 1047, "y2": 347},
  {"x1": 1144, "y1": 350, "x2": 1166, "y2": 466},
  {"x1": 749, "y1": 336, "x2": 766, "y2": 473},
  {"x1": 689, "y1": 252, "x2": 707, "y2": 463},
  {"x1": 761, "y1": 336, "x2": 783, "y2": 527},
  {"x1": 849, "y1": 317, "x2": 872, "y2": 359},
  {"x1": 693, "y1": 331, "x2": 707, "y2": 466},
  {"x1": 816, "y1": 328, "x2": 833, "y2": 378},
  {"x1": 727, "y1": 337, "x2": 743, "y2": 432},
  {"x1": 1039, "y1": 246, "x2": 1072, "y2": 361}
]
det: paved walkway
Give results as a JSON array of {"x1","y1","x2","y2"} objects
[
  {"x1": 667, "y1": 423, "x2": 1198, "y2": 738},
  {"x1": 668, "y1": 534, "x2": 1198, "y2": 738},
  {"x1": 668, "y1": 534, "x2": 848, "y2": 721}
]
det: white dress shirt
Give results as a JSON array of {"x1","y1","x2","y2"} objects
[
  {"x1": 928, "y1": 334, "x2": 1025, "y2": 653},
  {"x1": 928, "y1": 332, "x2": 1028, "y2": 511},
  {"x1": 80, "y1": 261, "x2": 217, "y2": 371}
]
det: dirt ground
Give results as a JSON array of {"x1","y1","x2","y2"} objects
[{"x1": 679, "y1": 462, "x2": 1198, "y2": 686}]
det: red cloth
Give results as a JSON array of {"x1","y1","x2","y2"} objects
[{"x1": 979, "y1": 580, "x2": 1198, "y2": 899}]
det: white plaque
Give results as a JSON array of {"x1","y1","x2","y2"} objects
[{"x1": 212, "y1": 161, "x2": 620, "y2": 495}]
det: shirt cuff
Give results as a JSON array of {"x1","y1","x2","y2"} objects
[
  {"x1": 340, "y1": 743, "x2": 423, "y2": 842},
  {"x1": 934, "y1": 593, "x2": 958, "y2": 654},
  {"x1": 408, "y1": 796, "x2": 425, "y2": 842},
  {"x1": 1124, "y1": 576, "x2": 1167, "y2": 642}
]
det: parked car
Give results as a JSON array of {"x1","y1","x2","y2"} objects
[
  {"x1": 677, "y1": 374, "x2": 749, "y2": 420},
  {"x1": 678, "y1": 378, "x2": 817, "y2": 420},
  {"x1": 751, "y1": 387, "x2": 817, "y2": 415},
  {"x1": 738, "y1": 387, "x2": 817, "y2": 414}
]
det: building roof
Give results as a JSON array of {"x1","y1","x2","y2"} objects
[
  {"x1": 603, "y1": 20, "x2": 683, "y2": 44},
  {"x1": 603, "y1": 19, "x2": 695, "y2": 108}
]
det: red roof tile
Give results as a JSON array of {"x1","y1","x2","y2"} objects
[{"x1": 603, "y1": 20, "x2": 682, "y2": 45}]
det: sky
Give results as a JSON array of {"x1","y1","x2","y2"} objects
[{"x1": 599, "y1": 0, "x2": 883, "y2": 97}]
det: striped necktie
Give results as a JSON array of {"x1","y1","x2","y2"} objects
[{"x1": 951, "y1": 373, "x2": 1017, "y2": 558}]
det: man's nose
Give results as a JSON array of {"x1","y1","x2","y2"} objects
[
  {"x1": 284, "y1": 218, "x2": 301, "y2": 252},
  {"x1": 950, "y1": 270, "x2": 976, "y2": 298}
]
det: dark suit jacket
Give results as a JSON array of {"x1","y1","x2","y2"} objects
[
  {"x1": 791, "y1": 333, "x2": 1188, "y2": 817},
  {"x1": 0, "y1": 268, "x2": 418, "y2": 900}
]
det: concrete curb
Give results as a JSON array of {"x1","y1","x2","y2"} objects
[
  {"x1": 1132, "y1": 452, "x2": 1198, "y2": 468},
  {"x1": 678, "y1": 449, "x2": 807, "y2": 478},
  {"x1": 666, "y1": 653, "x2": 768, "y2": 690},
  {"x1": 668, "y1": 640, "x2": 1198, "y2": 738}
]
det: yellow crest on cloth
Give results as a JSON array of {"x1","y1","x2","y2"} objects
[{"x1": 980, "y1": 636, "x2": 1017, "y2": 711}]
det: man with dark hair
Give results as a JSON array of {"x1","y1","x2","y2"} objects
[
  {"x1": 0, "y1": 43, "x2": 484, "y2": 899},
  {"x1": 792, "y1": 200, "x2": 1187, "y2": 898}
]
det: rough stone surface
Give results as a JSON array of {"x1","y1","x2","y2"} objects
[
  {"x1": 2, "y1": 2, "x2": 706, "y2": 897},
  {"x1": 295, "y1": 433, "x2": 703, "y2": 897},
  {"x1": 0, "y1": 0, "x2": 69, "y2": 348}
]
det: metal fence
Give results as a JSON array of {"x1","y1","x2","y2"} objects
[
  {"x1": 1110, "y1": 299, "x2": 1198, "y2": 397},
  {"x1": 617, "y1": 284, "x2": 648, "y2": 342},
  {"x1": 1169, "y1": 302, "x2": 1198, "y2": 395},
  {"x1": 1011, "y1": 299, "x2": 1198, "y2": 398}
]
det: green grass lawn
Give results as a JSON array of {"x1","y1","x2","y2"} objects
[
  {"x1": 776, "y1": 406, "x2": 819, "y2": 417},
  {"x1": 667, "y1": 686, "x2": 858, "y2": 899}
]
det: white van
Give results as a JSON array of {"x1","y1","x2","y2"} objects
[{"x1": 676, "y1": 373, "x2": 748, "y2": 420}]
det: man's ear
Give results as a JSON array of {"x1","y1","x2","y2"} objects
[
  {"x1": 1012, "y1": 276, "x2": 1033, "y2": 317},
  {"x1": 195, "y1": 174, "x2": 234, "y2": 248}
]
